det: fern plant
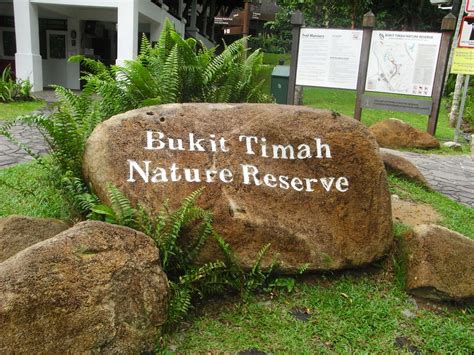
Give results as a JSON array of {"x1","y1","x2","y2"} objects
[
  {"x1": 72, "y1": 19, "x2": 271, "y2": 111},
  {"x1": 88, "y1": 186, "x2": 280, "y2": 330},
  {"x1": 0, "y1": 65, "x2": 33, "y2": 102}
]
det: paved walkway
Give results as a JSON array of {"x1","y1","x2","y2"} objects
[
  {"x1": 0, "y1": 124, "x2": 49, "y2": 168},
  {"x1": 0, "y1": 91, "x2": 55, "y2": 168},
  {"x1": 385, "y1": 149, "x2": 474, "y2": 208}
]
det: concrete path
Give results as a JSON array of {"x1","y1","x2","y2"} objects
[
  {"x1": 385, "y1": 149, "x2": 474, "y2": 208},
  {"x1": 0, "y1": 124, "x2": 49, "y2": 168}
]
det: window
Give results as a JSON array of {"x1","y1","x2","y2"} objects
[
  {"x1": 2, "y1": 31, "x2": 15, "y2": 57},
  {"x1": 48, "y1": 33, "x2": 66, "y2": 59}
]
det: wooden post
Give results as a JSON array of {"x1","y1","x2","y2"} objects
[
  {"x1": 428, "y1": 13, "x2": 456, "y2": 136},
  {"x1": 287, "y1": 10, "x2": 304, "y2": 105},
  {"x1": 354, "y1": 11, "x2": 375, "y2": 121},
  {"x1": 242, "y1": 0, "x2": 251, "y2": 49}
]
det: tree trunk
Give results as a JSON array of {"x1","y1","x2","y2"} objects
[{"x1": 449, "y1": 74, "x2": 465, "y2": 127}]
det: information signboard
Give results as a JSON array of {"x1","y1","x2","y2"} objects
[
  {"x1": 458, "y1": 16, "x2": 474, "y2": 48},
  {"x1": 365, "y1": 31, "x2": 441, "y2": 97},
  {"x1": 451, "y1": 48, "x2": 474, "y2": 74},
  {"x1": 295, "y1": 28, "x2": 363, "y2": 90}
]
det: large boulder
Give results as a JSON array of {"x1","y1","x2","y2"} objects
[
  {"x1": 83, "y1": 103, "x2": 392, "y2": 272},
  {"x1": 0, "y1": 221, "x2": 168, "y2": 353},
  {"x1": 380, "y1": 149, "x2": 429, "y2": 187},
  {"x1": 369, "y1": 119, "x2": 440, "y2": 150},
  {"x1": 403, "y1": 224, "x2": 474, "y2": 301},
  {"x1": 0, "y1": 215, "x2": 69, "y2": 263}
]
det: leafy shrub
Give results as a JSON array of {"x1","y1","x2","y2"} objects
[
  {"x1": 248, "y1": 33, "x2": 288, "y2": 54},
  {"x1": 0, "y1": 66, "x2": 33, "y2": 102},
  {"x1": 71, "y1": 19, "x2": 271, "y2": 117}
]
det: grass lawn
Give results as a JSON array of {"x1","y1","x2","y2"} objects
[
  {"x1": 0, "y1": 160, "x2": 72, "y2": 221},
  {"x1": 0, "y1": 100, "x2": 45, "y2": 121},
  {"x1": 161, "y1": 274, "x2": 473, "y2": 353}
]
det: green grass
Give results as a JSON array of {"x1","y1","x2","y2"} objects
[
  {"x1": 388, "y1": 175, "x2": 474, "y2": 239},
  {"x1": 161, "y1": 275, "x2": 473, "y2": 353},
  {"x1": 263, "y1": 52, "x2": 291, "y2": 66},
  {"x1": 0, "y1": 160, "x2": 72, "y2": 220},
  {"x1": 0, "y1": 100, "x2": 45, "y2": 121}
]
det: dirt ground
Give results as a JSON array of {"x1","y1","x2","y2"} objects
[{"x1": 391, "y1": 195, "x2": 441, "y2": 226}]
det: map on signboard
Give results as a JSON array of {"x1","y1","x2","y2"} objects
[
  {"x1": 296, "y1": 28, "x2": 363, "y2": 90},
  {"x1": 365, "y1": 31, "x2": 441, "y2": 97}
]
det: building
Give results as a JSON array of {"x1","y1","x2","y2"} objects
[
  {"x1": 216, "y1": 0, "x2": 278, "y2": 40},
  {"x1": 0, "y1": 0, "x2": 245, "y2": 92}
]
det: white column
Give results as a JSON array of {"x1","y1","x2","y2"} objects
[
  {"x1": 150, "y1": 21, "x2": 162, "y2": 44},
  {"x1": 13, "y1": 0, "x2": 42, "y2": 92},
  {"x1": 187, "y1": 0, "x2": 198, "y2": 37},
  {"x1": 116, "y1": 0, "x2": 138, "y2": 66}
]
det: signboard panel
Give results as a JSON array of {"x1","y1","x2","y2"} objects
[
  {"x1": 361, "y1": 95, "x2": 432, "y2": 115},
  {"x1": 295, "y1": 28, "x2": 363, "y2": 90},
  {"x1": 467, "y1": 0, "x2": 474, "y2": 13},
  {"x1": 365, "y1": 31, "x2": 442, "y2": 97},
  {"x1": 458, "y1": 16, "x2": 474, "y2": 48},
  {"x1": 451, "y1": 48, "x2": 474, "y2": 74}
]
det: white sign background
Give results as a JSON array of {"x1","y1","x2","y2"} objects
[
  {"x1": 365, "y1": 31, "x2": 441, "y2": 97},
  {"x1": 296, "y1": 28, "x2": 363, "y2": 90}
]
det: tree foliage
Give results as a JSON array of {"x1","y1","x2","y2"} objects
[{"x1": 267, "y1": 0, "x2": 447, "y2": 52}]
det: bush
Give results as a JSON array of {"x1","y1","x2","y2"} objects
[
  {"x1": 0, "y1": 66, "x2": 33, "y2": 102},
  {"x1": 248, "y1": 33, "x2": 289, "y2": 54}
]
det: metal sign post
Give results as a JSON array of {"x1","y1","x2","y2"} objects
[{"x1": 454, "y1": 74, "x2": 470, "y2": 142}]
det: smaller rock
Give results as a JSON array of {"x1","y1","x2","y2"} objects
[
  {"x1": 442, "y1": 141, "x2": 462, "y2": 151},
  {"x1": 403, "y1": 224, "x2": 474, "y2": 301},
  {"x1": 0, "y1": 215, "x2": 69, "y2": 263},
  {"x1": 370, "y1": 119, "x2": 440, "y2": 150},
  {"x1": 380, "y1": 149, "x2": 429, "y2": 187},
  {"x1": 0, "y1": 221, "x2": 169, "y2": 354}
]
